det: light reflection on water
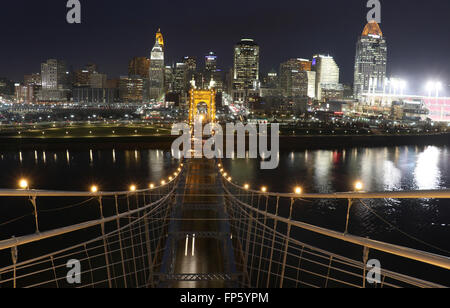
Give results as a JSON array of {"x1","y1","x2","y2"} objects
[
  {"x1": 223, "y1": 145, "x2": 450, "y2": 252},
  {"x1": 0, "y1": 145, "x2": 448, "y2": 252},
  {"x1": 224, "y1": 145, "x2": 448, "y2": 194}
]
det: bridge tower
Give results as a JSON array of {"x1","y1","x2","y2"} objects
[{"x1": 188, "y1": 77, "x2": 216, "y2": 125}]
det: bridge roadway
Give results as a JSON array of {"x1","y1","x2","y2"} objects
[{"x1": 171, "y1": 159, "x2": 228, "y2": 288}]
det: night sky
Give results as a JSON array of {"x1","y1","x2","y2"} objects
[{"x1": 1, "y1": 0, "x2": 450, "y2": 95}]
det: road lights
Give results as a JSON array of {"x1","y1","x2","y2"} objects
[
  {"x1": 19, "y1": 179, "x2": 29, "y2": 189},
  {"x1": 354, "y1": 181, "x2": 364, "y2": 191},
  {"x1": 426, "y1": 81, "x2": 443, "y2": 97}
]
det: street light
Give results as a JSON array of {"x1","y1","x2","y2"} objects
[
  {"x1": 19, "y1": 179, "x2": 29, "y2": 190},
  {"x1": 354, "y1": 181, "x2": 364, "y2": 191},
  {"x1": 426, "y1": 81, "x2": 443, "y2": 98}
]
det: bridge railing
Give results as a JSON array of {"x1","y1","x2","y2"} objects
[
  {"x1": 221, "y1": 175, "x2": 450, "y2": 288},
  {"x1": 0, "y1": 170, "x2": 183, "y2": 288}
]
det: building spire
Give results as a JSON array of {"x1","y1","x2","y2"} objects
[{"x1": 156, "y1": 28, "x2": 164, "y2": 47}]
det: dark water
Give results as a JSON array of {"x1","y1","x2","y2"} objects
[
  {"x1": 0, "y1": 145, "x2": 449, "y2": 283},
  {"x1": 223, "y1": 145, "x2": 450, "y2": 256}
]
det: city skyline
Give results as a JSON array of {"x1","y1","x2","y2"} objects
[{"x1": 1, "y1": 0, "x2": 450, "y2": 95}]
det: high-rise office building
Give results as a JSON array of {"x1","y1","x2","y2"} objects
[
  {"x1": 280, "y1": 59, "x2": 315, "y2": 98},
  {"x1": 119, "y1": 75, "x2": 144, "y2": 103},
  {"x1": 148, "y1": 29, "x2": 165, "y2": 101},
  {"x1": 205, "y1": 52, "x2": 217, "y2": 72},
  {"x1": 353, "y1": 20, "x2": 387, "y2": 99},
  {"x1": 312, "y1": 54, "x2": 342, "y2": 101},
  {"x1": 233, "y1": 39, "x2": 260, "y2": 91},
  {"x1": 89, "y1": 72, "x2": 107, "y2": 88},
  {"x1": 73, "y1": 63, "x2": 97, "y2": 87},
  {"x1": 129, "y1": 57, "x2": 150, "y2": 79},
  {"x1": 39, "y1": 59, "x2": 70, "y2": 102}
]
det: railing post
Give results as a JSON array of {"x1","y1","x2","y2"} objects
[
  {"x1": 98, "y1": 196, "x2": 112, "y2": 288},
  {"x1": 29, "y1": 196, "x2": 39, "y2": 233},
  {"x1": 280, "y1": 198, "x2": 294, "y2": 288},
  {"x1": 363, "y1": 244, "x2": 370, "y2": 289},
  {"x1": 114, "y1": 194, "x2": 128, "y2": 288},
  {"x1": 256, "y1": 195, "x2": 269, "y2": 287},
  {"x1": 11, "y1": 241, "x2": 18, "y2": 289},
  {"x1": 266, "y1": 196, "x2": 280, "y2": 288},
  {"x1": 344, "y1": 198, "x2": 353, "y2": 234},
  {"x1": 243, "y1": 212, "x2": 253, "y2": 287},
  {"x1": 127, "y1": 194, "x2": 139, "y2": 287}
]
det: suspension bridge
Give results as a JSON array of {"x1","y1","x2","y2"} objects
[{"x1": 0, "y1": 158, "x2": 449, "y2": 288}]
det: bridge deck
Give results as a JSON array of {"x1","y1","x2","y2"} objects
[{"x1": 172, "y1": 159, "x2": 226, "y2": 288}]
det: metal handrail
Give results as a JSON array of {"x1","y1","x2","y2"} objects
[
  {"x1": 0, "y1": 180, "x2": 178, "y2": 251},
  {"x1": 225, "y1": 180, "x2": 450, "y2": 199},
  {"x1": 222, "y1": 183, "x2": 450, "y2": 271},
  {"x1": 0, "y1": 178, "x2": 179, "y2": 197}
]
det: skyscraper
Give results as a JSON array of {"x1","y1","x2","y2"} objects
[
  {"x1": 129, "y1": 57, "x2": 150, "y2": 79},
  {"x1": 39, "y1": 59, "x2": 70, "y2": 102},
  {"x1": 312, "y1": 54, "x2": 342, "y2": 101},
  {"x1": 232, "y1": 39, "x2": 260, "y2": 103},
  {"x1": 148, "y1": 29, "x2": 165, "y2": 101},
  {"x1": 280, "y1": 59, "x2": 315, "y2": 98},
  {"x1": 233, "y1": 39, "x2": 260, "y2": 90},
  {"x1": 353, "y1": 20, "x2": 387, "y2": 99}
]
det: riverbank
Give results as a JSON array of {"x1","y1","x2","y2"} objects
[{"x1": 0, "y1": 132, "x2": 449, "y2": 151}]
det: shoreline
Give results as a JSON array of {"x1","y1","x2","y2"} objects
[{"x1": 0, "y1": 133, "x2": 449, "y2": 151}]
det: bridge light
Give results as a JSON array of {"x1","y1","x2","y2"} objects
[
  {"x1": 19, "y1": 179, "x2": 29, "y2": 189},
  {"x1": 294, "y1": 186, "x2": 303, "y2": 195},
  {"x1": 223, "y1": 172, "x2": 227, "y2": 177},
  {"x1": 149, "y1": 183, "x2": 155, "y2": 189},
  {"x1": 90, "y1": 185, "x2": 98, "y2": 193},
  {"x1": 244, "y1": 184, "x2": 250, "y2": 190},
  {"x1": 169, "y1": 176, "x2": 173, "y2": 181},
  {"x1": 130, "y1": 185, "x2": 137, "y2": 192},
  {"x1": 261, "y1": 186, "x2": 267, "y2": 193},
  {"x1": 354, "y1": 181, "x2": 364, "y2": 191},
  {"x1": 161, "y1": 180, "x2": 166, "y2": 185},
  {"x1": 218, "y1": 163, "x2": 222, "y2": 168},
  {"x1": 228, "y1": 177, "x2": 232, "y2": 182}
]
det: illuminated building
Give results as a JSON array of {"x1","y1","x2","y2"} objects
[
  {"x1": 128, "y1": 57, "x2": 150, "y2": 79},
  {"x1": 280, "y1": 59, "x2": 316, "y2": 98},
  {"x1": 233, "y1": 39, "x2": 259, "y2": 90},
  {"x1": 89, "y1": 72, "x2": 107, "y2": 88},
  {"x1": 312, "y1": 54, "x2": 342, "y2": 101},
  {"x1": 424, "y1": 97, "x2": 450, "y2": 122},
  {"x1": 232, "y1": 39, "x2": 260, "y2": 102},
  {"x1": 148, "y1": 29, "x2": 165, "y2": 101},
  {"x1": 354, "y1": 20, "x2": 387, "y2": 99},
  {"x1": 74, "y1": 64, "x2": 97, "y2": 87},
  {"x1": 205, "y1": 52, "x2": 217, "y2": 72},
  {"x1": 119, "y1": 75, "x2": 144, "y2": 103},
  {"x1": 39, "y1": 59, "x2": 70, "y2": 102}
]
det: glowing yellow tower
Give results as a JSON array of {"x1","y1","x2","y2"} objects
[{"x1": 156, "y1": 28, "x2": 164, "y2": 48}]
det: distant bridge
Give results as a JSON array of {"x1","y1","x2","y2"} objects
[{"x1": 0, "y1": 159, "x2": 449, "y2": 288}]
